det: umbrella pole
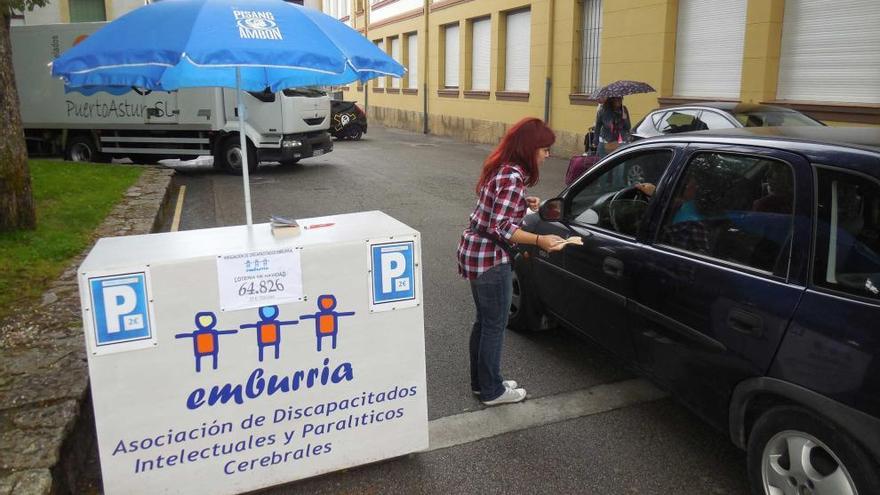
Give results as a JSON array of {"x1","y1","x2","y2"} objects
[{"x1": 236, "y1": 67, "x2": 254, "y2": 227}]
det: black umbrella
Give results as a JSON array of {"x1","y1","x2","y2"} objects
[{"x1": 590, "y1": 80, "x2": 656, "y2": 99}]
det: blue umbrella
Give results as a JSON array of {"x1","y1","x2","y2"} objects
[{"x1": 51, "y1": 0, "x2": 404, "y2": 225}]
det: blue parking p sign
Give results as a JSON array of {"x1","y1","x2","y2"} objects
[
  {"x1": 89, "y1": 273, "x2": 152, "y2": 347},
  {"x1": 371, "y1": 241, "x2": 416, "y2": 307}
]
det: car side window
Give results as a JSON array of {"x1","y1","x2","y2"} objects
[
  {"x1": 657, "y1": 110, "x2": 701, "y2": 134},
  {"x1": 698, "y1": 111, "x2": 737, "y2": 130},
  {"x1": 813, "y1": 168, "x2": 880, "y2": 301},
  {"x1": 567, "y1": 150, "x2": 674, "y2": 237},
  {"x1": 657, "y1": 152, "x2": 795, "y2": 274}
]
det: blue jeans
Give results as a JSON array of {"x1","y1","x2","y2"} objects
[{"x1": 469, "y1": 263, "x2": 513, "y2": 401}]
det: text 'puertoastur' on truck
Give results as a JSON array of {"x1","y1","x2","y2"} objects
[{"x1": 11, "y1": 22, "x2": 334, "y2": 174}]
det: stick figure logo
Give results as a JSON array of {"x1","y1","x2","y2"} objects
[
  {"x1": 239, "y1": 305, "x2": 298, "y2": 361},
  {"x1": 175, "y1": 312, "x2": 238, "y2": 372},
  {"x1": 300, "y1": 295, "x2": 355, "y2": 352}
]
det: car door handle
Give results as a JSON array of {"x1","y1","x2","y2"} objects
[
  {"x1": 727, "y1": 309, "x2": 763, "y2": 337},
  {"x1": 603, "y1": 257, "x2": 624, "y2": 278}
]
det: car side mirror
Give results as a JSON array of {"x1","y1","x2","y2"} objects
[{"x1": 539, "y1": 197, "x2": 564, "y2": 222}]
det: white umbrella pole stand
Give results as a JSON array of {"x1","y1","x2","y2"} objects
[{"x1": 236, "y1": 67, "x2": 254, "y2": 226}]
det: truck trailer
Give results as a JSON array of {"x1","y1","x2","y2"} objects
[{"x1": 11, "y1": 22, "x2": 333, "y2": 174}]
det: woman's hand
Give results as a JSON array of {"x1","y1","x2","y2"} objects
[
  {"x1": 526, "y1": 196, "x2": 540, "y2": 212},
  {"x1": 537, "y1": 234, "x2": 566, "y2": 252},
  {"x1": 634, "y1": 183, "x2": 656, "y2": 197}
]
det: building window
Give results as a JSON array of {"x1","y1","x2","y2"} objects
[
  {"x1": 374, "y1": 40, "x2": 385, "y2": 88},
  {"x1": 580, "y1": 0, "x2": 602, "y2": 94},
  {"x1": 504, "y1": 9, "x2": 530, "y2": 92},
  {"x1": 390, "y1": 36, "x2": 401, "y2": 89},
  {"x1": 471, "y1": 17, "x2": 491, "y2": 92},
  {"x1": 444, "y1": 23, "x2": 460, "y2": 88},
  {"x1": 777, "y1": 0, "x2": 880, "y2": 104},
  {"x1": 673, "y1": 0, "x2": 746, "y2": 99},
  {"x1": 69, "y1": 0, "x2": 107, "y2": 22},
  {"x1": 406, "y1": 32, "x2": 419, "y2": 90}
]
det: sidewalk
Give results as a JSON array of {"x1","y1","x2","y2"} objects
[{"x1": 0, "y1": 166, "x2": 174, "y2": 494}]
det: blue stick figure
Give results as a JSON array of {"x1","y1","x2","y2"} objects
[
  {"x1": 175, "y1": 312, "x2": 238, "y2": 373},
  {"x1": 239, "y1": 305, "x2": 298, "y2": 362},
  {"x1": 300, "y1": 294, "x2": 355, "y2": 352}
]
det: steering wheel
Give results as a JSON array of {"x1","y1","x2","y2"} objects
[{"x1": 608, "y1": 185, "x2": 651, "y2": 233}]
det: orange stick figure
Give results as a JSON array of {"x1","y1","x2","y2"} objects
[
  {"x1": 300, "y1": 295, "x2": 355, "y2": 352},
  {"x1": 175, "y1": 312, "x2": 237, "y2": 372},
  {"x1": 239, "y1": 305, "x2": 298, "y2": 361}
]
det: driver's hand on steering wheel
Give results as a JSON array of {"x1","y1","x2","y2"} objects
[{"x1": 634, "y1": 183, "x2": 656, "y2": 197}]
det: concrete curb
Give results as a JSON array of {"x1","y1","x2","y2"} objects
[{"x1": 0, "y1": 166, "x2": 175, "y2": 495}]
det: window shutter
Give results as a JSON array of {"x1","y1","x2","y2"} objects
[
  {"x1": 408, "y1": 34, "x2": 419, "y2": 89},
  {"x1": 777, "y1": 0, "x2": 880, "y2": 104},
  {"x1": 580, "y1": 0, "x2": 602, "y2": 94},
  {"x1": 444, "y1": 24, "x2": 460, "y2": 88},
  {"x1": 673, "y1": 0, "x2": 746, "y2": 98},
  {"x1": 471, "y1": 18, "x2": 491, "y2": 91},
  {"x1": 390, "y1": 37, "x2": 401, "y2": 89},
  {"x1": 505, "y1": 10, "x2": 530, "y2": 92},
  {"x1": 70, "y1": 0, "x2": 107, "y2": 22}
]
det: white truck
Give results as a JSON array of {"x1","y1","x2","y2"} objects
[{"x1": 11, "y1": 22, "x2": 333, "y2": 174}]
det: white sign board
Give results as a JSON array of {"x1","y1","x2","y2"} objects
[
  {"x1": 216, "y1": 247, "x2": 304, "y2": 312},
  {"x1": 78, "y1": 212, "x2": 427, "y2": 494}
]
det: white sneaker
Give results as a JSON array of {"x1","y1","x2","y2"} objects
[
  {"x1": 472, "y1": 380, "x2": 518, "y2": 396},
  {"x1": 481, "y1": 387, "x2": 527, "y2": 406}
]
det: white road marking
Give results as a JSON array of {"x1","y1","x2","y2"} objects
[{"x1": 427, "y1": 379, "x2": 667, "y2": 452}]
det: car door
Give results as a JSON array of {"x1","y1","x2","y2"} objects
[
  {"x1": 551, "y1": 144, "x2": 682, "y2": 361},
  {"x1": 632, "y1": 144, "x2": 812, "y2": 428},
  {"x1": 770, "y1": 164, "x2": 880, "y2": 415}
]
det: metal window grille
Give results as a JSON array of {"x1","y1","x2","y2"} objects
[{"x1": 580, "y1": 0, "x2": 602, "y2": 94}]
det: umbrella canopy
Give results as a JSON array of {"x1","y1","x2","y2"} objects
[
  {"x1": 590, "y1": 80, "x2": 655, "y2": 100},
  {"x1": 51, "y1": 0, "x2": 404, "y2": 92},
  {"x1": 50, "y1": 0, "x2": 404, "y2": 227}
]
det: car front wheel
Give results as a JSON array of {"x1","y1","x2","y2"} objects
[
  {"x1": 747, "y1": 406, "x2": 880, "y2": 495},
  {"x1": 508, "y1": 264, "x2": 551, "y2": 332}
]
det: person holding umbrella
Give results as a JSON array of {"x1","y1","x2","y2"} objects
[
  {"x1": 590, "y1": 80, "x2": 656, "y2": 158},
  {"x1": 594, "y1": 96, "x2": 631, "y2": 157}
]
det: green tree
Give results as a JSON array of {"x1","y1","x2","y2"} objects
[{"x1": 0, "y1": 0, "x2": 47, "y2": 231}]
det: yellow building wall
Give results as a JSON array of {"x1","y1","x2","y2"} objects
[{"x1": 357, "y1": 0, "x2": 877, "y2": 155}]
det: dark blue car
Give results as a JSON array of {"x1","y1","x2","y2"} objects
[{"x1": 512, "y1": 127, "x2": 880, "y2": 495}]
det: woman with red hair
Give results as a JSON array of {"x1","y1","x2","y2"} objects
[{"x1": 457, "y1": 117, "x2": 565, "y2": 406}]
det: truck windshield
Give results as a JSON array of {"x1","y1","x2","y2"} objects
[{"x1": 282, "y1": 88, "x2": 327, "y2": 98}]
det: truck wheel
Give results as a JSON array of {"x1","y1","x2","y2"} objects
[
  {"x1": 747, "y1": 406, "x2": 880, "y2": 495},
  {"x1": 66, "y1": 135, "x2": 109, "y2": 163},
  {"x1": 217, "y1": 136, "x2": 258, "y2": 175}
]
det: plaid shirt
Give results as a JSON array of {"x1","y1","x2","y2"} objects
[
  {"x1": 662, "y1": 220, "x2": 711, "y2": 254},
  {"x1": 457, "y1": 164, "x2": 529, "y2": 279}
]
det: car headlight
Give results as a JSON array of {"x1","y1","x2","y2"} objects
[{"x1": 282, "y1": 139, "x2": 302, "y2": 148}]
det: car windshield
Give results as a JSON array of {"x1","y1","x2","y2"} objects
[{"x1": 731, "y1": 110, "x2": 821, "y2": 127}]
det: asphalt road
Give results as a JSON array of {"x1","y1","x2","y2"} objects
[{"x1": 81, "y1": 125, "x2": 750, "y2": 494}]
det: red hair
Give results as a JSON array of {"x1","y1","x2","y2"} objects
[{"x1": 476, "y1": 117, "x2": 556, "y2": 194}]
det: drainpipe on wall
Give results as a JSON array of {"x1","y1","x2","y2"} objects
[
  {"x1": 364, "y1": 0, "x2": 369, "y2": 118},
  {"x1": 543, "y1": 0, "x2": 555, "y2": 124},
  {"x1": 422, "y1": 0, "x2": 429, "y2": 134}
]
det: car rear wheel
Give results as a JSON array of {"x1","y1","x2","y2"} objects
[{"x1": 748, "y1": 406, "x2": 880, "y2": 495}]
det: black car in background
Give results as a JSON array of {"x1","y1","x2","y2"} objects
[
  {"x1": 330, "y1": 99, "x2": 367, "y2": 141},
  {"x1": 512, "y1": 127, "x2": 880, "y2": 495},
  {"x1": 632, "y1": 102, "x2": 824, "y2": 140}
]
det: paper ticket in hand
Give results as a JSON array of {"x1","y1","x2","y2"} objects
[{"x1": 557, "y1": 236, "x2": 584, "y2": 247}]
